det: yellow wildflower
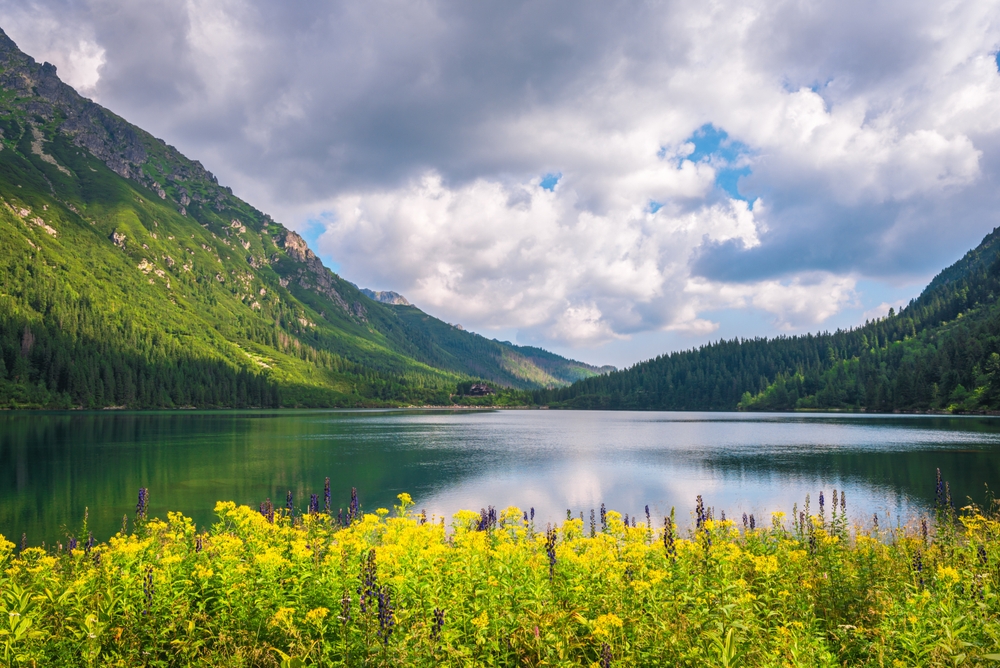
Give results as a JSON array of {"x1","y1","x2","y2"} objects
[
  {"x1": 270, "y1": 607, "x2": 296, "y2": 630},
  {"x1": 937, "y1": 565, "x2": 960, "y2": 585},
  {"x1": 193, "y1": 565, "x2": 214, "y2": 580},
  {"x1": 753, "y1": 555, "x2": 779, "y2": 575},
  {"x1": 592, "y1": 613, "x2": 623, "y2": 639},
  {"x1": 630, "y1": 580, "x2": 651, "y2": 594},
  {"x1": 305, "y1": 607, "x2": 329, "y2": 626}
]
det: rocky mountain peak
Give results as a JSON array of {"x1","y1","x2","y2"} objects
[
  {"x1": 279, "y1": 230, "x2": 316, "y2": 264},
  {"x1": 361, "y1": 289, "x2": 411, "y2": 306},
  {"x1": 0, "y1": 25, "x2": 234, "y2": 212}
]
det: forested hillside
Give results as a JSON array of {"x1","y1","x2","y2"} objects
[
  {"x1": 0, "y1": 28, "x2": 607, "y2": 409},
  {"x1": 537, "y1": 226, "x2": 1000, "y2": 412}
]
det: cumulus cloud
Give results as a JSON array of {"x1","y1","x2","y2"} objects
[
  {"x1": 318, "y1": 171, "x2": 760, "y2": 345},
  {"x1": 2, "y1": 0, "x2": 1000, "y2": 356}
]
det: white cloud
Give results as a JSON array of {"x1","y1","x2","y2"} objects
[
  {"x1": 60, "y1": 39, "x2": 105, "y2": 94},
  {"x1": 318, "y1": 172, "x2": 763, "y2": 345},
  {"x1": 4, "y1": 0, "x2": 1000, "y2": 354},
  {"x1": 0, "y1": 5, "x2": 105, "y2": 96},
  {"x1": 863, "y1": 300, "x2": 909, "y2": 321}
]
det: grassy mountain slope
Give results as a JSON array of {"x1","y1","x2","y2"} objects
[
  {"x1": 0, "y1": 28, "x2": 607, "y2": 408},
  {"x1": 537, "y1": 226, "x2": 1000, "y2": 412}
]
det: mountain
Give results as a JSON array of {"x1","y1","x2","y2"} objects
[
  {"x1": 0, "y1": 28, "x2": 608, "y2": 409},
  {"x1": 537, "y1": 226, "x2": 1000, "y2": 413},
  {"x1": 361, "y1": 289, "x2": 411, "y2": 306}
]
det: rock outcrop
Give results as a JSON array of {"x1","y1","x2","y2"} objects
[
  {"x1": 361, "y1": 289, "x2": 411, "y2": 306},
  {"x1": 0, "y1": 27, "x2": 225, "y2": 209},
  {"x1": 277, "y1": 230, "x2": 361, "y2": 319}
]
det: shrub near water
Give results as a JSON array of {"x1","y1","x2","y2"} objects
[{"x1": 1, "y1": 486, "x2": 999, "y2": 667}]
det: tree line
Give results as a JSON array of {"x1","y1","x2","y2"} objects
[{"x1": 536, "y1": 227, "x2": 1000, "y2": 413}]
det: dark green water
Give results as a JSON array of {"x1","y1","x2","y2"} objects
[{"x1": 3, "y1": 409, "x2": 1000, "y2": 545}]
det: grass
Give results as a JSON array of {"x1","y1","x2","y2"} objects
[{"x1": 1, "y1": 483, "x2": 999, "y2": 666}]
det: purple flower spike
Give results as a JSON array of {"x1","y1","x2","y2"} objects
[
  {"x1": 377, "y1": 585, "x2": 395, "y2": 644},
  {"x1": 260, "y1": 498, "x2": 275, "y2": 523},
  {"x1": 348, "y1": 487, "x2": 360, "y2": 524},
  {"x1": 135, "y1": 487, "x2": 149, "y2": 521},
  {"x1": 431, "y1": 607, "x2": 445, "y2": 640},
  {"x1": 545, "y1": 528, "x2": 557, "y2": 580},
  {"x1": 663, "y1": 517, "x2": 675, "y2": 557},
  {"x1": 601, "y1": 642, "x2": 612, "y2": 668},
  {"x1": 340, "y1": 591, "x2": 351, "y2": 624}
]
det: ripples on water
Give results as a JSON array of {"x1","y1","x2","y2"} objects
[{"x1": 2, "y1": 410, "x2": 1000, "y2": 544}]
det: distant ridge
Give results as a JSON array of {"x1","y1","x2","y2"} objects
[{"x1": 538, "y1": 225, "x2": 1000, "y2": 413}]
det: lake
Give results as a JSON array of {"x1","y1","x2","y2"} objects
[{"x1": 3, "y1": 409, "x2": 1000, "y2": 545}]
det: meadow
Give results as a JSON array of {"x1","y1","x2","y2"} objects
[{"x1": 1, "y1": 474, "x2": 998, "y2": 667}]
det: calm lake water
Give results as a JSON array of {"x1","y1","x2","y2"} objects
[{"x1": 3, "y1": 409, "x2": 1000, "y2": 545}]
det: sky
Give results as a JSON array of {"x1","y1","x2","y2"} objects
[{"x1": 3, "y1": 0, "x2": 1000, "y2": 368}]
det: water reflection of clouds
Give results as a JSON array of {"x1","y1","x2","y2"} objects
[
  {"x1": 338, "y1": 410, "x2": 1000, "y2": 526},
  {"x1": 415, "y1": 462, "x2": 920, "y2": 530},
  {"x1": 6, "y1": 409, "x2": 997, "y2": 543}
]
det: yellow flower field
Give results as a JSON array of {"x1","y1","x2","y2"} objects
[{"x1": 0, "y1": 490, "x2": 998, "y2": 666}]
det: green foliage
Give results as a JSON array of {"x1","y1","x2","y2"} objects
[
  {"x1": 0, "y1": 32, "x2": 605, "y2": 408},
  {"x1": 1, "y1": 489, "x2": 998, "y2": 665},
  {"x1": 541, "y1": 225, "x2": 1000, "y2": 413}
]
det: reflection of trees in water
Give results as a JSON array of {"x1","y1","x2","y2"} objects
[
  {"x1": 0, "y1": 412, "x2": 480, "y2": 545},
  {"x1": 3, "y1": 411, "x2": 1000, "y2": 544},
  {"x1": 733, "y1": 415, "x2": 1000, "y2": 434},
  {"x1": 685, "y1": 448, "x2": 1000, "y2": 509}
]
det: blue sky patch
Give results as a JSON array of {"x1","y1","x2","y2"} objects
[
  {"x1": 300, "y1": 217, "x2": 340, "y2": 273},
  {"x1": 540, "y1": 172, "x2": 561, "y2": 191},
  {"x1": 996, "y1": 51, "x2": 1000, "y2": 73},
  {"x1": 715, "y1": 166, "x2": 751, "y2": 201},
  {"x1": 683, "y1": 123, "x2": 752, "y2": 201},
  {"x1": 649, "y1": 201, "x2": 663, "y2": 214}
]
